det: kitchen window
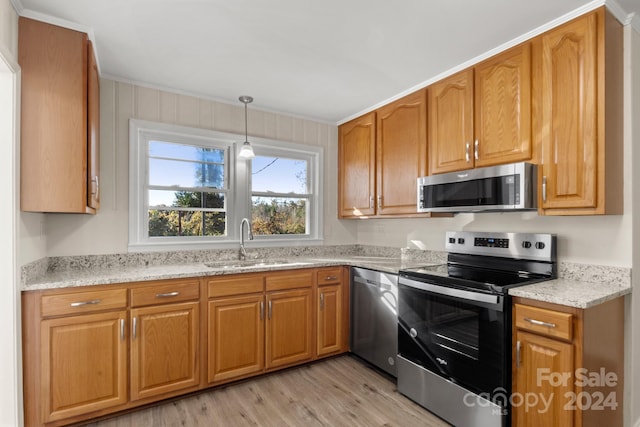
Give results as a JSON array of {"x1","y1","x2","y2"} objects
[{"x1": 129, "y1": 120, "x2": 322, "y2": 251}]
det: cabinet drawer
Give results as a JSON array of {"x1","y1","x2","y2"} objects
[
  {"x1": 514, "y1": 304, "x2": 573, "y2": 341},
  {"x1": 207, "y1": 274, "x2": 264, "y2": 298},
  {"x1": 266, "y1": 270, "x2": 314, "y2": 291},
  {"x1": 41, "y1": 288, "x2": 127, "y2": 317},
  {"x1": 316, "y1": 268, "x2": 342, "y2": 285},
  {"x1": 131, "y1": 280, "x2": 200, "y2": 307}
]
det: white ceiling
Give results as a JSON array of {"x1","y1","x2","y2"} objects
[{"x1": 15, "y1": 0, "x2": 640, "y2": 124}]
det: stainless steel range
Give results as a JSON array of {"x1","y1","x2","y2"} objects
[{"x1": 397, "y1": 231, "x2": 557, "y2": 427}]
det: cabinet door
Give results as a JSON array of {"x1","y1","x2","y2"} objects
[
  {"x1": 475, "y1": 43, "x2": 532, "y2": 167},
  {"x1": 208, "y1": 294, "x2": 265, "y2": 383},
  {"x1": 376, "y1": 90, "x2": 427, "y2": 215},
  {"x1": 18, "y1": 18, "x2": 94, "y2": 213},
  {"x1": 87, "y1": 40, "x2": 100, "y2": 210},
  {"x1": 41, "y1": 311, "x2": 127, "y2": 423},
  {"x1": 514, "y1": 330, "x2": 574, "y2": 427},
  {"x1": 317, "y1": 284, "x2": 343, "y2": 357},
  {"x1": 266, "y1": 288, "x2": 313, "y2": 369},
  {"x1": 428, "y1": 69, "x2": 474, "y2": 174},
  {"x1": 338, "y1": 112, "x2": 376, "y2": 217},
  {"x1": 130, "y1": 302, "x2": 199, "y2": 401},
  {"x1": 536, "y1": 12, "x2": 598, "y2": 210}
]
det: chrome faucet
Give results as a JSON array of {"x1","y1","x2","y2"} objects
[{"x1": 239, "y1": 217, "x2": 254, "y2": 260}]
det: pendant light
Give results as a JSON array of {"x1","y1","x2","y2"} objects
[{"x1": 238, "y1": 95, "x2": 256, "y2": 159}]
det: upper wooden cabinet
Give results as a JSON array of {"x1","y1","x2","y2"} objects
[
  {"x1": 339, "y1": 90, "x2": 428, "y2": 218},
  {"x1": 534, "y1": 7, "x2": 623, "y2": 215},
  {"x1": 338, "y1": 112, "x2": 377, "y2": 217},
  {"x1": 429, "y1": 44, "x2": 532, "y2": 174},
  {"x1": 19, "y1": 17, "x2": 100, "y2": 214}
]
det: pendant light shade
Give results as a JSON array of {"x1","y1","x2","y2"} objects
[{"x1": 238, "y1": 95, "x2": 255, "y2": 159}]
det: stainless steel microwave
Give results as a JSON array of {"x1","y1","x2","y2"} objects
[{"x1": 417, "y1": 162, "x2": 537, "y2": 213}]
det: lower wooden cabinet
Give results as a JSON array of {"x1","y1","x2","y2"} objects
[
  {"x1": 130, "y1": 301, "x2": 200, "y2": 401},
  {"x1": 512, "y1": 297, "x2": 624, "y2": 427},
  {"x1": 208, "y1": 293, "x2": 265, "y2": 383},
  {"x1": 266, "y1": 287, "x2": 313, "y2": 369},
  {"x1": 40, "y1": 310, "x2": 128, "y2": 423},
  {"x1": 23, "y1": 267, "x2": 351, "y2": 426}
]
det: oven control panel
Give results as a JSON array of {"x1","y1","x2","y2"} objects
[{"x1": 445, "y1": 231, "x2": 556, "y2": 262}]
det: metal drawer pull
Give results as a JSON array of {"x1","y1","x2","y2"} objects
[
  {"x1": 70, "y1": 299, "x2": 101, "y2": 307},
  {"x1": 325, "y1": 276, "x2": 338, "y2": 281},
  {"x1": 156, "y1": 291, "x2": 180, "y2": 298},
  {"x1": 524, "y1": 317, "x2": 556, "y2": 328}
]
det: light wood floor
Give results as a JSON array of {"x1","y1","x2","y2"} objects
[{"x1": 83, "y1": 355, "x2": 450, "y2": 427}]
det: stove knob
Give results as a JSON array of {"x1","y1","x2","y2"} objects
[
  {"x1": 535, "y1": 242, "x2": 546, "y2": 250},
  {"x1": 449, "y1": 237, "x2": 456, "y2": 244},
  {"x1": 409, "y1": 328, "x2": 418, "y2": 338},
  {"x1": 458, "y1": 238, "x2": 465, "y2": 244},
  {"x1": 522, "y1": 241, "x2": 532, "y2": 249}
]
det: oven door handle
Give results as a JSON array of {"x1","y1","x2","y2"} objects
[{"x1": 398, "y1": 276, "x2": 501, "y2": 306}]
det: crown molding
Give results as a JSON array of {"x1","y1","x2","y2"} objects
[
  {"x1": 9, "y1": 0, "x2": 23, "y2": 14},
  {"x1": 606, "y1": 0, "x2": 635, "y2": 25}
]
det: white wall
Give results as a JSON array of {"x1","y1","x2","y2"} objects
[
  {"x1": 44, "y1": 80, "x2": 357, "y2": 256},
  {"x1": 628, "y1": 21, "x2": 640, "y2": 427}
]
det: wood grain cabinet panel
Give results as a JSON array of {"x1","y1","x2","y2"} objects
[
  {"x1": 428, "y1": 69, "x2": 474, "y2": 174},
  {"x1": 317, "y1": 284, "x2": 342, "y2": 357},
  {"x1": 41, "y1": 311, "x2": 127, "y2": 423},
  {"x1": 130, "y1": 302, "x2": 200, "y2": 401},
  {"x1": 534, "y1": 7, "x2": 623, "y2": 215},
  {"x1": 266, "y1": 288, "x2": 313, "y2": 369},
  {"x1": 338, "y1": 112, "x2": 376, "y2": 218},
  {"x1": 18, "y1": 17, "x2": 100, "y2": 214},
  {"x1": 208, "y1": 294, "x2": 265, "y2": 384},
  {"x1": 475, "y1": 43, "x2": 532, "y2": 167}
]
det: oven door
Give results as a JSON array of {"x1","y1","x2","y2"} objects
[{"x1": 398, "y1": 275, "x2": 508, "y2": 396}]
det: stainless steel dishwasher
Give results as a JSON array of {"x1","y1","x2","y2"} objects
[{"x1": 350, "y1": 267, "x2": 398, "y2": 377}]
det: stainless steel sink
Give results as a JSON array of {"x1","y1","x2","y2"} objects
[{"x1": 204, "y1": 259, "x2": 312, "y2": 270}]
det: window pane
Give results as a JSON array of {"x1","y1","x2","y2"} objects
[
  {"x1": 251, "y1": 197, "x2": 306, "y2": 235},
  {"x1": 251, "y1": 157, "x2": 307, "y2": 194},
  {"x1": 149, "y1": 190, "x2": 225, "y2": 209},
  {"x1": 149, "y1": 141, "x2": 224, "y2": 163},
  {"x1": 148, "y1": 210, "x2": 226, "y2": 237},
  {"x1": 149, "y1": 158, "x2": 224, "y2": 188}
]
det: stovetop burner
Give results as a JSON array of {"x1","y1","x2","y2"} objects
[{"x1": 400, "y1": 231, "x2": 557, "y2": 295}]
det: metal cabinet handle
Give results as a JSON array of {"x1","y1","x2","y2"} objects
[
  {"x1": 325, "y1": 276, "x2": 338, "y2": 281},
  {"x1": 91, "y1": 176, "x2": 99, "y2": 200},
  {"x1": 524, "y1": 317, "x2": 556, "y2": 328},
  {"x1": 120, "y1": 319, "x2": 125, "y2": 341},
  {"x1": 377, "y1": 195, "x2": 382, "y2": 208},
  {"x1": 542, "y1": 176, "x2": 547, "y2": 202},
  {"x1": 70, "y1": 299, "x2": 101, "y2": 307},
  {"x1": 268, "y1": 300, "x2": 272, "y2": 320},
  {"x1": 156, "y1": 291, "x2": 180, "y2": 298},
  {"x1": 320, "y1": 293, "x2": 325, "y2": 310},
  {"x1": 474, "y1": 140, "x2": 479, "y2": 160},
  {"x1": 465, "y1": 143, "x2": 470, "y2": 162},
  {"x1": 516, "y1": 340, "x2": 521, "y2": 367},
  {"x1": 133, "y1": 316, "x2": 138, "y2": 339},
  {"x1": 260, "y1": 301, "x2": 264, "y2": 320},
  {"x1": 369, "y1": 196, "x2": 374, "y2": 209}
]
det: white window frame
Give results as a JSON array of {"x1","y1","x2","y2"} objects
[
  {"x1": 129, "y1": 119, "x2": 323, "y2": 252},
  {"x1": 245, "y1": 139, "x2": 323, "y2": 245}
]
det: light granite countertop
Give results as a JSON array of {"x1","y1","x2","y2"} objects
[
  {"x1": 508, "y1": 278, "x2": 631, "y2": 309},
  {"x1": 21, "y1": 245, "x2": 631, "y2": 309}
]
